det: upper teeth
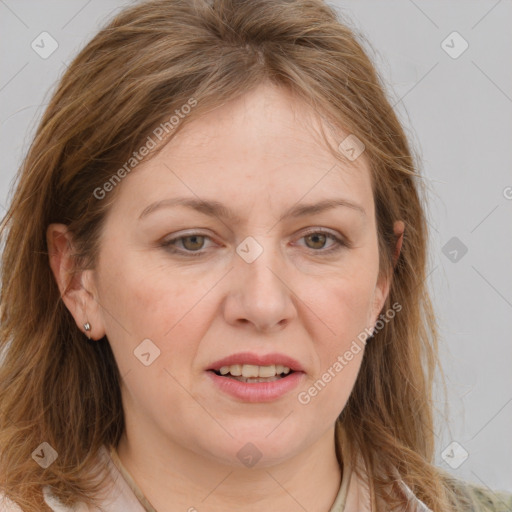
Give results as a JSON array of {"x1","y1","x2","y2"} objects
[{"x1": 218, "y1": 364, "x2": 291, "y2": 378}]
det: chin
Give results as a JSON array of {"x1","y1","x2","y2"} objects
[
  {"x1": 212, "y1": 443, "x2": 301, "y2": 469},
  {"x1": 205, "y1": 428, "x2": 307, "y2": 467}
]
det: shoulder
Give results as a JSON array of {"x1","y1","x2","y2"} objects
[
  {"x1": 1, "y1": 486, "x2": 90, "y2": 511},
  {"x1": 0, "y1": 446, "x2": 143, "y2": 512},
  {"x1": 466, "y1": 484, "x2": 512, "y2": 512},
  {"x1": 0, "y1": 489, "x2": 78, "y2": 511},
  {"x1": 448, "y1": 477, "x2": 512, "y2": 511},
  {"x1": 0, "y1": 494, "x2": 23, "y2": 512}
]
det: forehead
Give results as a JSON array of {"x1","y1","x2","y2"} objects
[{"x1": 113, "y1": 83, "x2": 374, "y2": 220}]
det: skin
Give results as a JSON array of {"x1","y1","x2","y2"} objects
[{"x1": 48, "y1": 83, "x2": 403, "y2": 512}]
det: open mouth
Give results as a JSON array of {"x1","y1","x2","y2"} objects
[
  {"x1": 210, "y1": 364, "x2": 296, "y2": 383},
  {"x1": 206, "y1": 358, "x2": 305, "y2": 401}
]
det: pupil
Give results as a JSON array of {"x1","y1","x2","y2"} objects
[
  {"x1": 184, "y1": 235, "x2": 204, "y2": 250},
  {"x1": 306, "y1": 233, "x2": 326, "y2": 249}
]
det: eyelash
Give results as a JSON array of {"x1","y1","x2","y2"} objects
[{"x1": 160, "y1": 229, "x2": 348, "y2": 258}]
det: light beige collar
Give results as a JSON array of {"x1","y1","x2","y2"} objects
[{"x1": 109, "y1": 446, "x2": 158, "y2": 512}]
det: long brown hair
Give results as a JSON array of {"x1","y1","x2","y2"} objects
[{"x1": 1, "y1": 0, "x2": 464, "y2": 510}]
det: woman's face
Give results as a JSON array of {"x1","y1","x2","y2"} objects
[{"x1": 83, "y1": 83, "x2": 392, "y2": 466}]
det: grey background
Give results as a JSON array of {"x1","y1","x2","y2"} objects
[{"x1": 1, "y1": 0, "x2": 511, "y2": 495}]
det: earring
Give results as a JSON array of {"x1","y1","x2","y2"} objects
[{"x1": 84, "y1": 322, "x2": 92, "y2": 340}]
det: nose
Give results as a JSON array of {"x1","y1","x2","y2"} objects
[{"x1": 222, "y1": 238, "x2": 297, "y2": 333}]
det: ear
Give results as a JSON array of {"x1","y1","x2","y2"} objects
[
  {"x1": 369, "y1": 220, "x2": 405, "y2": 331},
  {"x1": 392, "y1": 220, "x2": 405, "y2": 268},
  {"x1": 47, "y1": 224, "x2": 106, "y2": 341}
]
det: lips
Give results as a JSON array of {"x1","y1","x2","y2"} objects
[
  {"x1": 206, "y1": 351, "x2": 306, "y2": 402},
  {"x1": 207, "y1": 352, "x2": 305, "y2": 373}
]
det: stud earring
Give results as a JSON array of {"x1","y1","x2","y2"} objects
[{"x1": 83, "y1": 322, "x2": 92, "y2": 339}]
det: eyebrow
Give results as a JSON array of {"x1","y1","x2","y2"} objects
[{"x1": 138, "y1": 196, "x2": 366, "y2": 222}]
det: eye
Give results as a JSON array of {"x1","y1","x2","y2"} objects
[
  {"x1": 296, "y1": 229, "x2": 347, "y2": 254},
  {"x1": 161, "y1": 232, "x2": 215, "y2": 256}
]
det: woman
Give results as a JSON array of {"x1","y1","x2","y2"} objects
[{"x1": 0, "y1": 0, "x2": 510, "y2": 510}]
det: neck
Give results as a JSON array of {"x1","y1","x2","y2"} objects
[{"x1": 116, "y1": 422, "x2": 343, "y2": 512}]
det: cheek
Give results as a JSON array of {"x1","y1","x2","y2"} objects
[
  {"x1": 304, "y1": 276, "x2": 372, "y2": 378},
  {"x1": 98, "y1": 242, "x2": 194, "y2": 334},
  {"x1": 96, "y1": 261, "x2": 215, "y2": 421},
  {"x1": 302, "y1": 257, "x2": 379, "y2": 345},
  {"x1": 297, "y1": 277, "x2": 372, "y2": 418},
  {"x1": 296, "y1": 249, "x2": 378, "y2": 408},
  {"x1": 96, "y1": 251, "x2": 218, "y2": 377}
]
